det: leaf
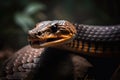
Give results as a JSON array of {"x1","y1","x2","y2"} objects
[
  {"x1": 24, "y1": 2, "x2": 46, "y2": 15},
  {"x1": 14, "y1": 12, "x2": 35, "y2": 32}
]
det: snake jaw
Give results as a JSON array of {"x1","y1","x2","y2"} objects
[{"x1": 28, "y1": 34, "x2": 74, "y2": 48}]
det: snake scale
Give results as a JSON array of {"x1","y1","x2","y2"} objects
[{"x1": 0, "y1": 20, "x2": 120, "y2": 80}]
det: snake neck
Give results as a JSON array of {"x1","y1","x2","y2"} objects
[{"x1": 56, "y1": 24, "x2": 120, "y2": 57}]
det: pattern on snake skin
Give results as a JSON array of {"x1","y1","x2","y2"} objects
[{"x1": 0, "y1": 45, "x2": 44, "y2": 80}]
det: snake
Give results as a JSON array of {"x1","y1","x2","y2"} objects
[
  {"x1": 0, "y1": 20, "x2": 120, "y2": 80},
  {"x1": 28, "y1": 20, "x2": 120, "y2": 57}
]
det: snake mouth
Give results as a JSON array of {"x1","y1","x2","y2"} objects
[{"x1": 28, "y1": 36, "x2": 73, "y2": 48}]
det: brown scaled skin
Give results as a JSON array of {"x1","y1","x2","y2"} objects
[
  {"x1": 0, "y1": 45, "x2": 93, "y2": 80},
  {"x1": 0, "y1": 45, "x2": 44, "y2": 80},
  {"x1": 28, "y1": 20, "x2": 120, "y2": 57}
]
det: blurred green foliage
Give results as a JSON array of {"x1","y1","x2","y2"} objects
[
  {"x1": 0, "y1": 0, "x2": 120, "y2": 50},
  {"x1": 14, "y1": 2, "x2": 47, "y2": 32}
]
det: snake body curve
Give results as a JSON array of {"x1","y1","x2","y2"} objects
[
  {"x1": 61, "y1": 23, "x2": 120, "y2": 57},
  {"x1": 0, "y1": 20, "x2": 120, "y2": 80}
]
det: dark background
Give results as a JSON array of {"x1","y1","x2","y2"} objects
[{"x1": 0, "y1": 0, "x2": 120, "y2": 63}]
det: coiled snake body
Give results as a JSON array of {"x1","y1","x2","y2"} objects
[{"x1": 0, "y1": 20, "x2": 120, "y2": 80}]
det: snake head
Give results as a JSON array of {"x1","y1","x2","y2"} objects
[{"x1": 28, "y1": 20, "x2": 76, "y2": 48}]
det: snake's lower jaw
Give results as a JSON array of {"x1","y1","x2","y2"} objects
[{"x1": 29, "y1": 35, "x2": 74, "y2": 48}]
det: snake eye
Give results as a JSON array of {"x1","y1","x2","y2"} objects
[
  {"x1": 37, "y1": 32, "x2": 42, "y2": 35},
  {"x1": 50, "y1": 24, "x2": 58, "y2": 33}
]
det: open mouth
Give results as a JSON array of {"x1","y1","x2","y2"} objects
[
  {"x1": 29, "y1": 38, "x2": 60, "y2": 45},
  {"x1": 29, "y1": 37, "x2": 63, "y2": 48},
  {"x1": 28, "y1": 36, "x2": 72, "y2": 48}
]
